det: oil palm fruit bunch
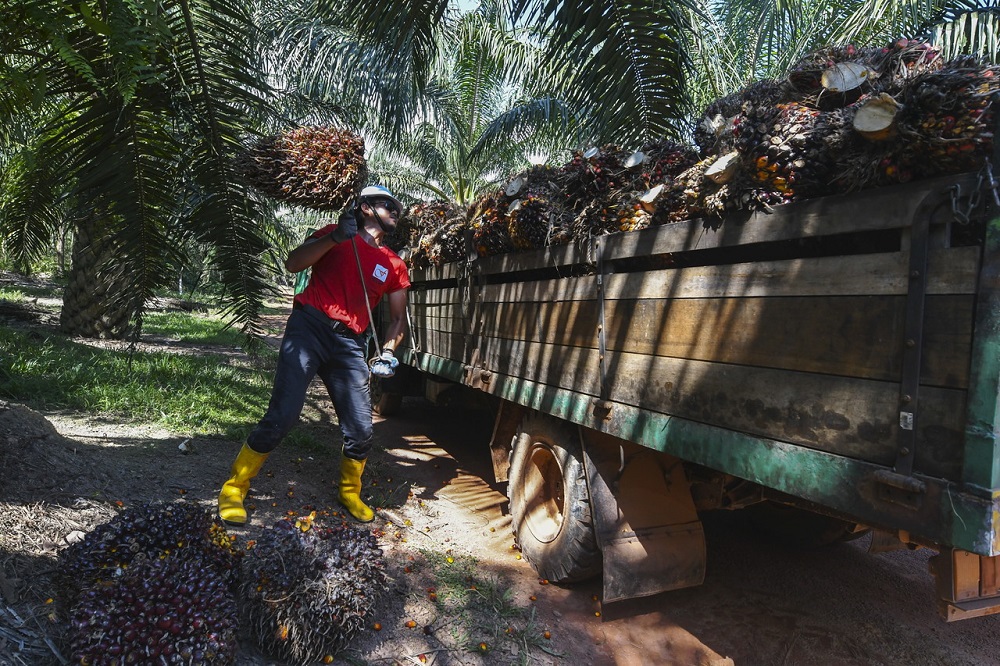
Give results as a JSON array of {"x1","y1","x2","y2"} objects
[
  {"x1": 59, "y1": 502, "x2": 241, "y2": 606},
  {"x1": 238, "y1": 514, "x2": 387, "y2": 663},
  {"x1": 507, "y1": 195, "x2": 554, "y2": 249},
  {"x1": 872, "y1": 38, "x2": 943, "y2": 86},
  {"x1": 383, "y1": 208, "x2": 420, "y2": 255},
  {"x1": 787, "y1": 44, "x2": 882, "y2": 97},
  {"x1": 735, "y1": 101, "x2": 837, "y2": 201},
  {"x1": 504, "y1": 166, "x2": 567, "y2": 251},
  {"x1": 237, "y1": 126, "x2": 368, "y2": 211},
  {"x1": 67, "y1": 554, "x2": 239, "y2": 665},
  {"x1": 898, "y1": 58, "x2": 1000, "y2": 178},
  {"x1": 557, "y1": 145, "x2": 626, "y2": 203},
  {"x1": 616, "y1": 193, "x2": 655, "y2": 233},
  {"x1": 407, "y1": 201, "x2": 461, "y2": 268},
  {"x1": 638, "y1": 140, "x2": 699, "y2": 187},
  {"x1": 659, "y1": 158, "x2": 723, "y2": 221},
  {"x1": 468, "y1": 190, "x2": 515, "y2": 257},
  {"x1": 406, "y1": 201, "x2": 467, "y2": 267},
  {"x1": 695, "y1": 81, "x2": 788, "y2": 156},
  {"x1": 423, "y1": 217, "x2": 470, "y2": 266}
]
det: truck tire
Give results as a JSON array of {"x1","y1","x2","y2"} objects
[
  {"x1": 507, "y1": 413, "x2": 601, "y2": 583},
  {"x1": 370, "y1": 378, "x2": 402, "y2": 416}
]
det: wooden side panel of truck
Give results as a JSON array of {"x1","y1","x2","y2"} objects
[{"x1": 387, "y1": 171, "x2": 1000, "y2": 620}]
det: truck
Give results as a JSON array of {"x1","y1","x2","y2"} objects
[{"x1": 374, "y1": 163, "x2": 1000, "y2": 622}]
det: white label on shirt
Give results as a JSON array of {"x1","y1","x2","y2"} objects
[{"x1": 373, "y1": 264, "x2": 389, "y2": 283}]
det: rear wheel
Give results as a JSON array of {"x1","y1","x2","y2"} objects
[
  {"x1": 370, "y1": 377, "x2": 402, "y2": 416},
  {"x1": 507, "y1": 413, "x2": 601, "y2": 583}
]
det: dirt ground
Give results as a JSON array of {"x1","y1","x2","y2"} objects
[{"x1": 3, "y1": 297, "x2": 1000, "y2": 664}]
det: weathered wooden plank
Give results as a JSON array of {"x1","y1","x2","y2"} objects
[
  {"x1": 417, "y1": 329, "x2": 472, "y2": 362},
  {"x1": 466, "y1": 333, "x2": 965, "y2": 480},
  {"x1": 452, "y1": 360, "x2": 991, "y2": 553},
  {"x1": 601, "y1": 173, "x2": 978, "y2": 263},
  {"x1": 476, "y1": 246, "x2": 980, "y2": 305},
  {"x1": 477, "y1": 294, "x2": 974, "y2": 388},
  {"x1": 409, "y1": 286, "x2": 467, "y2": 306}
]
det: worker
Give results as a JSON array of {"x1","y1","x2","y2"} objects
[{"x1": 218, "y1": 185, "x2": 410, "y2": 524}]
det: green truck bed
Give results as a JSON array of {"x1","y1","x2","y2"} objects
[{"x1": 392, "y1": 169, "x2": 1000, "y2": 619}]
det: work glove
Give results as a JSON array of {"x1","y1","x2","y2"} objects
[
  {"x1": 337, "y1": 208, "x2": 358, "y2": 240},
  {"x1": 369, "y1": 349, "x2": 399, "y2": 378}
]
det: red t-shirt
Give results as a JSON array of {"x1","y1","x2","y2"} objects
[{"x1": 294, "y1": 225, "x2": 411, "y2": 334}]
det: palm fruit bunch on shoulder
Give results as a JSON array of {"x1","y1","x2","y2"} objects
[
  {"x1": 238, "y1": 514, "x2": 387, "y2": 663},
  {"x1": 67, "y1": 554, "x2": 238, "y2": 665},
  {"x1": 896, "y1": 57, "x2": 1000, "y2": 179},
  {"x1": 735, "y1": 101, "x2": 837, "y2": 201},
  {"x1": 468, "y1": 189, "x2": 515, "y2": 257},
  {"x1": 236, "y1": 125, "x2": 367, "y2": 211},
  {"x1": 504, "y1": 165, "x2": 568, "y2": 251}
]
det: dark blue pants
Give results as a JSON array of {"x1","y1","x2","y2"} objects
[{"x1": 247, "y1": 304, "x2": 373, "y2": 460}]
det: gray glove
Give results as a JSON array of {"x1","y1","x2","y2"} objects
[
  {"x1": 337, "y1": 208, "x2": 358, "y2": 239},
  {"x1": 370, "y1": 349, "x2": 399, "y2": 378}
]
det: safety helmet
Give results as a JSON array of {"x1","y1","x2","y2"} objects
[{"x1": 358, "y1": 185, "x2": 404, "y2": 216}]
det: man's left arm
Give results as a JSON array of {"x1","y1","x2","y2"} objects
[{"x1": 381, "y1": 288, "x2": 408, "y2": 354}]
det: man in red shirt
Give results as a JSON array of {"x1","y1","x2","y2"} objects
[{"x1": 218, "y1": 185, "x2": 410, "y2": 524}]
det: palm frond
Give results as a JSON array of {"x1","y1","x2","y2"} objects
[
  {"x1": 513, "y1": 0, "x2": 696, "y2": 146},
  {"x1": 931, "y1": 8, "x2": 1000, "y2": 62}
]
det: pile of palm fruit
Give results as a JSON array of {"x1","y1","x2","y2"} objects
[
  {"x1": 402, "y1": 39, "x2": 998, "y2": 267},
  {"x1": 58, "y1": 502, "x2": 242, "y2": 665},
  {"x1": 238, "y1": 513, "x2": 387, "y2": 664},
  {"x1": 405, "y1": 200, "x2": 469, "y2": 268},
  {"x1": 237, "y1": 125, "x2": 368, "y2": 211}
]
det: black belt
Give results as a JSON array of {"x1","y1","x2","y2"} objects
[{"x1": 293, "y1": 301, "x2": 356, "y2": 336}]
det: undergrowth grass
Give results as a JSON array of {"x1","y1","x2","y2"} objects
[
  {"x1": 0, "y1": 284, "x2": 61, "y2": 301},
  {"x1": 0, "y1": 327, "x2": 276, "y2": 438},
  {"x1": 141, "y1": 311, "x2": 246, "y2": 346}
]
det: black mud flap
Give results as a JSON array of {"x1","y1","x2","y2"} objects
[{"x1": 581, "y1": 439, "x2": 706, "y2": 604}]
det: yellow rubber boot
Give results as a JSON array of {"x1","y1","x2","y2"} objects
[
  {"x1": 338, "y1": 457, "x2": 374, "y2": 523},
  {"x1": 218, "y1": 443, "x2": 269, "y2": 525}
]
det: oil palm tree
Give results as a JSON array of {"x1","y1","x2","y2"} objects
[{"x1": 1, "y1": 0, "x2": 275, "y2": 339}]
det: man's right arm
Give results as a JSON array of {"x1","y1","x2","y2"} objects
[
  {"x1": 284, "y1": 232, "x2": 342, "y2": 273},
  {"x1": 284, "y1": 209, "x2": 357, "y2": 272}
]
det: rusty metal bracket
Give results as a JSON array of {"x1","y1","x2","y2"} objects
[
  {"x1": 594, "y1": 236, "x2": 610, "y2": 409},
  {"x1": 893, "y1": 192, "x2": 935, "y2": 477},
  {"x1": 873, "y1": 469, "x2": 926, "y2": 510}
]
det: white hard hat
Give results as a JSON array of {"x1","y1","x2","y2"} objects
[{"x1": 358, "y1": 185, "x2": 403, "y2": 214}]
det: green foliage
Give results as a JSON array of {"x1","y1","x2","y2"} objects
[
  {"x1": 0, "y1": 0, "x2": 279, "y2": 339},
  {"x1": 141, "y1": 311, "x2": 247, "y2": 346},
  {"x1": 0, "y1": 327, "x2": 275, "y2": 437}
]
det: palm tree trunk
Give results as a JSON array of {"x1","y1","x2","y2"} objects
[{"x1": 59, "y1": 211, "x2": 141, "y2": 339}]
